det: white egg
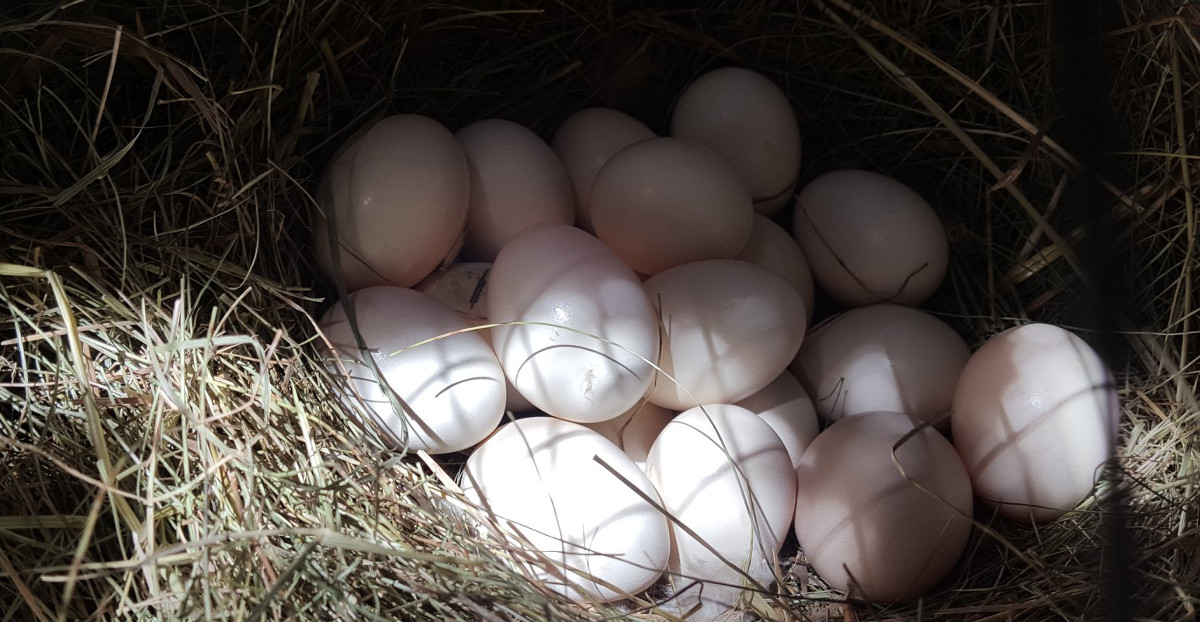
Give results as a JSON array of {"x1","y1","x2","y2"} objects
[
  {"x1": 551, "y1": 107, "x2": 656, "y2": 232},
  {"x1": 645, "y1": 404, "x2": 796, "y2": 619},
  {"x1": 792, "y1": 169, "x2": 948, "y2": 307},
  {"x1": 951, "y1": 323, "x2": 1119, "y2": 523},
  {"x1": 670, "y1": 67, "x2": 802, "y2": 217},
  {"x1": 456, "y1": 119, "x2": 575, "y2": 260},
  {"x1": 488, "y1": 224, "x2": 660, "y2": 423},
  {"x1": 789, "y1": 304, "x2": 970, "y2": 429},
  {"x1": 460, "y1": 417, "x2": 671, "y2": 602},
  {"x1": 581, "y1": 400, "x2": 675, "y2": 470},
  {"x1": 319, "y1": 286, "x2": 505, "y2": 454},
  {"x1": 736, "y1": 213, "x2": 815, "y2": 324},
  {"x1": 733, "y1": 370, "x2": 818, "y2": 469},
  {"x1": 315, "y1": 114, "x2": 469, "y2": 291},
  {"x1": 793, "y1": 411, "x2": 973, "y2": 602},
  {"x1": 643, "y1": 259, "x2": 806, "y2": 410},
  {"x1": 590, "y1": 137, "x2": 754, "y2": 275}
]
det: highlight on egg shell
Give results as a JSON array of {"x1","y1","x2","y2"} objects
[
  {"x1": 487, "y1": 224, "x2": 660, "y2": 423},
  {"x1": 645, "y1": 404, "x2": 797, "y2": 619},
  {"x1": 670, "y1": 66, "x2": 802, "y2": 217},
  {"x1": 459, "y1": 417, "x2": 671, "y2": 603},
  {"x1": 590, "y1": 137, "x2": 754, "y2": 276},
  {"x1": 642, "y1": 259, "x2": 807, "y2": 410},
  {"x1": 456, "y1": 119, "x2": 575, "y2": 261},
  {"x1": 314, "y1": 114, "x2": 470, "y2": 291},
  {"x1": 793, "y1": 411, "x2": 973, "y2": 603},
  {"x1": 951, "y1": 322, "x2": 1119, "y2": 523},
  {"x1": 792, "y1": 169, "x2": 948, "y2": 307},
  {"x1": 319, "y1": 286, "x2": 506, "y2": 454}
]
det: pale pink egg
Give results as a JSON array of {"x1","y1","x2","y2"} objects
[
  {"x1": 590, "y1": 138, "x2": 753, "y2": 275},
  {"x1": 793, "y1": 411, "x2": 973, "y2": 602},
  {"x1": 951, "y1": 323, "x2": 1119, "y2": 523},
  {"x1": 456, "y1": 119, "x2": 575, "y2": 260},
  {"x1": 670, "y1": 67, "x2": 801, "y2": 217},
  {"x1": 736, "y1": 213, "x2": 815, "y2": 324},
  {"x1": 315, "y1": 114, "x2": 469, "y2": 290},
  {"x1": 792, "y1": 169, "x2": 947, "y2": 307},
  {"x1": 319, "y1": 286, "x2": 505, "y2": 454},
  {"x1": 460, "y1": 417, "x2": 670, "y2": 602},
  {"x1": 643, "y1": 260, "x2": 806, "y2": 410},
  {"x1": 789, "y1": 304, "x2": 970, "y2": 430},
  {"x1": 487, "y1": 224, "x2": 660, "y2": 423},
  {"x1": 551, "y1": 107, "x2": 656, "y2": 232}
]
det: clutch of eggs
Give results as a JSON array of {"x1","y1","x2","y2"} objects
[{"x1": 313, "y1": 66, "x2": 1120, "y2": 615}]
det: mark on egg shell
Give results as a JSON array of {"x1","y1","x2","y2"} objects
[{"x1": 795, "y1": 201, "x2": 933, "y2": 303}]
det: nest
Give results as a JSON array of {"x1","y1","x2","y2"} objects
[{"x1": 1, "y1": 1, "x2": 1197, "y2": 620}]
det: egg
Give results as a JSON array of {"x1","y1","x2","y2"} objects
[
  {"x1": 793, "y1": 411, "x2": 973, "y2": 602},
  {"x1": 319, "y1": 286, "x2": 506, "y2": 454},
  {"x1": 669, "y1": 67, "x2": 801, "y2": 217},
  {"x1": 645, "y1": 404, "x2": 796, "y2": 619},
  {"x1": 315, "y1": 114, "x2": 469, "y2": 291},
  {"x1": 590, "y1": 137, "x2": 754, "y2": 275},
  {"x1": 951, "y1": 323, "x2": 1119, "y2": 523},
  {"x1": 456, "y1": 119, "x2": 575, "y2": 260},
  {"x1": 792, "y1": 169, "x2": 948, "y2": 307},
  {"x1": 580, "y1": 400, "x2": 675, "y2": 470},
  {"x1": 550, "y1": 107, "x2": 656, "y2": 232},
  {"x1": 487, "y1": 224, "x2": 660, "y2": 423},
  {"x1": 789, "y1": 304, "x2": 970, "y2": 429},
  {"x1": 643, "y1": 259, "x2": 806, "y2": 410},
  {"x1": 460, "y1": 417, "x2": 671, "y2": 602},
  {"x1": 733, "y1": 370, "x2": 819, "y2": 469},
  {"x1": 736, "y1": 214, "x2": 816, "y2": 324}
]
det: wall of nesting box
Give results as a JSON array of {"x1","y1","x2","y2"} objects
[{"x1": 0, "y1": 2, "x2": 1195, "y2": 621}]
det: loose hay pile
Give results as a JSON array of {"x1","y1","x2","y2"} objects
[{"x1": 1, "y1": 1, "x2": 1197, "y2": 620}]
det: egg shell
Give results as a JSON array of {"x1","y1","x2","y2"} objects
[
  {"x1": 581, "y1": 400, "x2": 675, "y2": 470},
  {"x1": 670, "y1": 67, "x2": 802, "y2": 216},
  {"x1": 792, "y1": 169, "x2": 948, "y2": 307},
  {"x1": 315, "y1": 114, "x2": 469, "y2": 291},
  {"x1": 645, "y1": 404, "x2": 796, "y2": 617},
  {"x1": 643, "y1": 259, "x2": 806, "y2": 410},
  {"x1": 590, "y1": 137, "x2": 754, "y2": 275},
  {"x1": 789, "y1": 304, "x2": 970, "y2": 429},
  {"x1": 454, "y1": 119, "x2": 575, "y2": 260},
  {"x1": 460, "y1": 417, "x2": 670, "y2": 602},
  {"x1": 550, "y1": 107, "x2": 656, "y2": 232},
  {"x1": 951, "y1": 323, "x2": 1119, "y2": 523},
  {"x1": 736, "y1": 213, "x2": 816, "y2": 323},
  {"x1": 733, "y1": 370, "x2": 819, "y2": 469},
  {"x1": 793, "y1": 411, "x2": 973, "y2": 603},
  {"x1": 319, "y1": 286, "x2": 506, "y2": 454},
  {"x1": 487, "y1": 224, "x2": 660, "y2": 423}
]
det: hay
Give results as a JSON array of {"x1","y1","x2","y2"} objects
[{"x1": 0, "y1": 1, "x2": 1196, "y2": 620}]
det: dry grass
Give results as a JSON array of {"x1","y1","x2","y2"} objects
[{"x1": 0, "y1": 1, "x2": 1196, "y2": 620}]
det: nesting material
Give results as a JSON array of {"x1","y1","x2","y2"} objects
[{"x1": 0, "y1": 2, "x2": 1195, "y2": 621}]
